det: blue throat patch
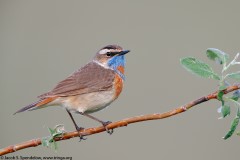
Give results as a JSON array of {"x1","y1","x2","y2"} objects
[{"x1": 108, "y1": 55, "x2": 126, "y2": 80}]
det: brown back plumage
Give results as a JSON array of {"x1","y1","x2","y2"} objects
[{"x1": 38, "y1": 61, "x2": 115, "y2": 98}]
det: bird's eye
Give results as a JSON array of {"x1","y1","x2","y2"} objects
[{"x1": 106, "y1": 52, "x2": 111, "y2": 57}]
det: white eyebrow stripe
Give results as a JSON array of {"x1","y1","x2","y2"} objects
[{"x1": 99, "y1": 49, "x2": 110, "y2": 55}]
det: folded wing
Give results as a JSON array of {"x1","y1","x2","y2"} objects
[{"x1": 38, "y1": 62, "x2": 115, "y2": 98}]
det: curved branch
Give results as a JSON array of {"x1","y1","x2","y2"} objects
[{"x1": 1, "y1": 84, "x2": 239, "y2": 156}]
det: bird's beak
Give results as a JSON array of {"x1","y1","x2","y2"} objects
[{"x1": 118, "y1": 50, "x2": 130, "y2": 56}]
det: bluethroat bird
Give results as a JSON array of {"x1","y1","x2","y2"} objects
[{"x1": 14, "y1": 45, "x2": 130, "y2": 139}]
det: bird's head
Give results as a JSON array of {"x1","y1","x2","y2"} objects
[{"x1": 93, "y1": 45, "x2": 130, "y2": 72}]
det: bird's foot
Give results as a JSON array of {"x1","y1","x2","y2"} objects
[
  {"x1": 102, "y1": 121, "x2": 114, "y2": 135},
  {"x1": 76, "y1": 126, "x2": 87, "y2": 141}
]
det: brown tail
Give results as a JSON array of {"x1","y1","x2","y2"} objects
[
  {"x1": 13, "y1": 100, "x2": 42, "y2": 115},
  {"x1": 13, "y1": 97, "x2": 57, "y2": 115}
]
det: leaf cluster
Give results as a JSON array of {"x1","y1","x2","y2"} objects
[
  {"x1": 41, "y1": 124, "x2": 65, "y2": 150},
  {"x1": 181, "y1": 48, "x2": 240, "y2": 139}
]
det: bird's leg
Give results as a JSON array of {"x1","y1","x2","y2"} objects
[
  {"x1": 66, "y1": 109, "x2": 86, "y2": 141},
  {"x1": 78, "y1": 112, "x2": 114, "y2": 135}
]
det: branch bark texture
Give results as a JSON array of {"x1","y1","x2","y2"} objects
[{"x1": 1, "y1": 84, "x2": 239, "y2": 156}]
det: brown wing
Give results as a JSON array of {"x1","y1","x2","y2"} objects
[{"x1": 38, "y1": 61, "x2": 115, "y2": 98}]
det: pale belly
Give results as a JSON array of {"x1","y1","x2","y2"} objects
[{"x1": 51, "y1": 89, "x2": 116, "y2": 114}]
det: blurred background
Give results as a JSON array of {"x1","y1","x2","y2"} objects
[{"x1": 1, "y1": 0, "x2": 240, "y2": 159}]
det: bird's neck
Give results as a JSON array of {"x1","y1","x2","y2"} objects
[{"x1": 108, "y1": 56, "x2": 125, "y2": 80}]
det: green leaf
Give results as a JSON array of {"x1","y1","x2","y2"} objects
[
  {"x1": 223, "y1": 108, "x2": 240, "y2": 139},
  {"x1": 231, "y1": 96, "x2": 239, "y2": 101},
  {"x1": 217, "y1": 90, "x2": 225, "y2": 106},
  {"x1": 48, "y1": 128, "x2": 55, "y2": 136},
  {"x1": 217, "y1": 91, "x2": 224, "y2": 102},
  {"x1": 226, "y1": 72, "x2": 240, "y2": 81},
  {"x1": 48, "y1": 125, "x2": 65, "y2": 137},
  {"x1": 221, "y1": 105, "x2": 230, "y2": 118},
  {"x1": 231, "y1": 90, "x2": 240, "y2": 101},
  {"x1": 41, "y1": 137, "x2": 49, "y2": 147},
  {"x1": 237, "y1": 107, "x2": 240, "y2": 117},
  {"x1": 41, "y1": 136, "x2": 58, "y2": 150},
  {"x1": 206, "y1": 48, "x2": 229, "y2": 65},
  {"x1": 180, "y1": 57, "x2": 220, "y2": 80},
  {"x1": 51, "y1": 140, "x2": 58, "y2": 150},
  {"x1": 223, "y1": 117, "x2": 239, "y2": 139}
]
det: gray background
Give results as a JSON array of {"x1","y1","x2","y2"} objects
[{"x1": 1, "y1": 0, "x2": 239, "y2": 159}]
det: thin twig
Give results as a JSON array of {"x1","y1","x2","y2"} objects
[{"x1": 1, "y1": 84, "x2": 239, "y2": 156}]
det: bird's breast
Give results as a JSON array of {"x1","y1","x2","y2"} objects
[{"x1": 113, "y1": 66, "x2": 124, "y2": 99}]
